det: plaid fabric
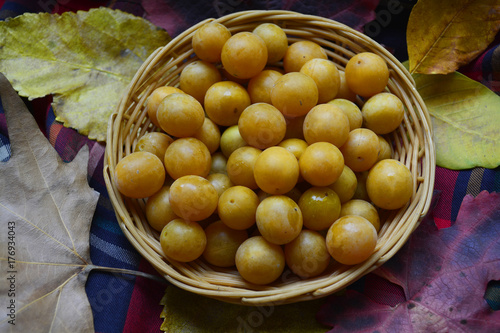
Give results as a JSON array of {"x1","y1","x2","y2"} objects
[{"x1": 0, "y1": 1, "x2": 498, "y2": 332}]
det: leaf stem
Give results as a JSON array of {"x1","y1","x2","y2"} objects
[{"x1": 87, "y1": 264, "x2": 168, "y2": 284}]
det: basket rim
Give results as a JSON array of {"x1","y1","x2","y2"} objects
[{"x1": 103, "y1": 9, "x2": 436, "y2": 305}]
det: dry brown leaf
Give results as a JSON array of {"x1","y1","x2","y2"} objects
[
  {"x1": 407, "y1": 0, "x2": 500, "y2": 74},
  {"x1": 0, "y1": 72, "x2": 99, "y2": 332}
]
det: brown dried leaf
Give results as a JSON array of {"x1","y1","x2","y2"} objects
[
  {"x1": 0, "y1": 73, "x2": 99, "y2": 332},
  {"x1": 407, "y1": 0, "x2": 500, "y2": 74}
]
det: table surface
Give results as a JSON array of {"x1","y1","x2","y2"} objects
[{"x1": 0, "y1": 0, "x2": 499, "y2": 332}]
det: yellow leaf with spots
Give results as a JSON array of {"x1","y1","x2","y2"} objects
[
  {"x1": 0, "y1": 7, "x2": 170, "y2": 141},
  {"x1": 407, "y1": 0, "x2": 500, "y2": 74},
  {"x1": 412, "y1": 70, "x2": 500, "y2": 170}
]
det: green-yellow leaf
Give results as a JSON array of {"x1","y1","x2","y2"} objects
[
  {"x1": 0, "y1": 7, "x2": 170, "y2": 141},
  {"x1": 407, "y1": 0, "x2": 500, "y2": 74},
  {"x1": 160, "y1": 286, "x2": 328, "y2": 332},
  {"x1": 412, "y1": 69, "x2": 500, "y2": 170}
]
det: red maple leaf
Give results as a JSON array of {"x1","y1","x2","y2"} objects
[{"x1": 317, "y1": 190, "x2": 500, "y2": 332}]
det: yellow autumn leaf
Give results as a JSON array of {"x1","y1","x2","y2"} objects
[
  {"x1": 411, "y1": 69, "x2": 500, "y2": 170},
  {"x1": 407, "y1": 0, "x2": 500, "y2": 74},
  {"x1": 0, "y1": 7, "x2": 170, "y2": 141},
  {"x1": 160, "y1": 285, "x2": 328, "y2": 332}
]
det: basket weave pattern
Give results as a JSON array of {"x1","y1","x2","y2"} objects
[{"x1": 104, "y1": 10, "x2": 435, "y2": 305}]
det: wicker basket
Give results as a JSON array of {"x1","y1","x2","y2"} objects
[{"x1": 103, "y1": 10, "x2": 435, "y2": 305}]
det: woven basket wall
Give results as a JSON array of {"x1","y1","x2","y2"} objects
[{"x1": 103, "y1": 10, "x2": 435, "y2": 306}]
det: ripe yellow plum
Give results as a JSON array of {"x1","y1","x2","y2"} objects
[
  {"x1": 252, "y1": 23, "x2": 288, "y2": 64},
  {"x1": 221, "y1": 32, "x2": 268, "y2": 79},
  {"x1": 253, "y1": 146, "x2": 299, "y2": 195},
  {"x1": 145, "y1": 185, "x2": 178, "y2": 232},
  {"x1": 300, "y1": 58, "x2": 340, "y2": 103},
  {"x1": 362, "y1": 92, "x2": 405, "y2": 135},
  {"x1": 303, "y1": 103, "x2": 350, "y2": 148},
  {"x1": 278, "y1": 138, "x2": 308, "y2": 160},
  {"x1": 114, "y1": 151, "x2": 165, "y2": 199},
  {"x1": 366, "y1": 159, "x2": 413, "y2": 210},
  {"x1": 206, "y1": 173, "x2": 233, "y2": 197},
  {"x1": 160, "y1": 218, "x2": 206, "y2": 262},
  {"x1": 235, "y1": 236, "x2": 285, "y2": 285},
  {"x1": 210, "y1": 152, "x2": 228, "y2": 175},
  {"x1": 345, "y1": 52, "x2": 389, "y2": 97},
  {"x1": 247, "y1": 69, "x2": 283, "y2": 104},
  {"x1": 164, "y1": 137, "x2": 211, "y2": 179},
  {"x1": 204, "y1": 81, "x2": 251, "y2": 126},
  {"x1": 340, "y1": 199, "x2": 381, "y2": 232},
  {"x1": 328, "y1": 165, "x2": 357, "y2": 203},
  {"x1": 285, "y1": 230, "x2": 331, "y2": 278},
  {"x1": 327, "y1": 98, "x2": 363, "y2": 131},
  {"x1": 283, "y1": 40, "x2": 327, "y2": 73},
  {"x1": 226, "y1": 146, "x2": 261, "y2": 189},
  {"x1": 192, "y1": 22, "x2": 231, "y2": 63},
  {"x1": 134, "y1": 132, "x2": 173, "y2": 162},
  {"x1": 146, "y1": 86, "x2": 185, "y2": 128},
  {"x1": 377, "y1": 135, "x2": 393, "y2": 162},
  {"x1": 298, "y1": 187, "x2": 341, "y2": 231},
  {"x1": 299, "y1": 142, "x2": 344, "y2": 186},
  {"x1": 203, "y1": 220, "x2": 247, "y2": 267},
  {"x1": 256, "y1": 196, "x2": 303, "y2": 245},
  {"x1": 193, "y1": 117, "x2": 221, "y2": 154},
  {"x1": 179, "y1": 60, "x2": 221, "y2": 104},
  {"x1": 238, "y1": 103, "x2": 286, "y2": 149},
  {"x1": 220, "y1": 125, "x2": 247, "y2": 158},
  {"x1": 157, "y1": 93, "x2": 205, "y2": 138},
  {"x1": 218, "y1": 185, "x2": 260, "y2": 230},
  {"x1": 335, "y1": 70, "x2": 357, "y2": 102},
  {"x1": 169, "y1": 175, "x2": 219, "y2": 222},
  {"x1": 271, "y1": 72, "x2": 319, "y2": 118},
  {"x1": 340, "y1": 128, "x2": 380, "y2": 172},
  {"x1": 326, "y1": 215, "x2": 377, "y2": 265}
]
